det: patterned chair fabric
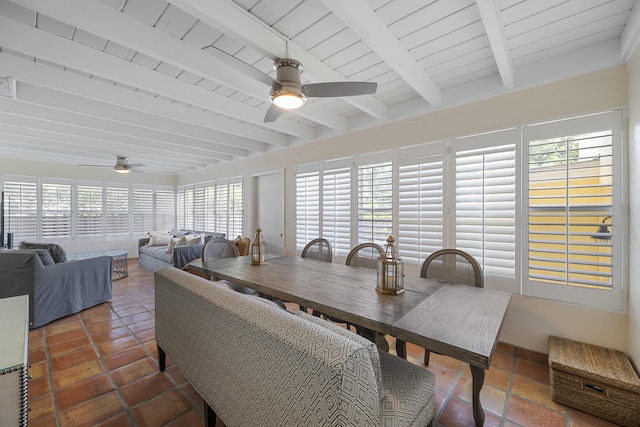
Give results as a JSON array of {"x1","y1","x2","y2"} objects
[{"x1": 155, "y1": 268, "x2": 435, "y2": 427}]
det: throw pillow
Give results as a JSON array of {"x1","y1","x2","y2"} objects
[
  {"x1": 148, "y1": 234, "x2": 172, "y2": 246},
  {"x1": 19, "y1": 241, "x2": 67, "y2": 263},
  {"x1": 166, "y1": 237, "x2": 181, "y2": 254},
  {"x1": 186, "y1": 236, "x2": 202, "y2": 245},
  {"x1": 147, "y1": 230, "x2": 170, "y2": 236},
  {"x1": 171, "y1": 229, "x2": 190, "y2": 238},
  {"x1": 34, "y1": 249, "x2": 55, "y2": 266}
]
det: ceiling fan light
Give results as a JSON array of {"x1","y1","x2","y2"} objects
[
  {"x1": 114, "y1": 164, "x2": 130, "y2": 174},
  {"x1": 270, "y1": 84, "x2": 307, "y2": 110}
]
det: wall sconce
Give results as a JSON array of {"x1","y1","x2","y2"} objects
[
  {"x1": 376, "y1": 235, "x2": 404, "y2": 295},
  {"x1": 251, "y1": 227, "x2": 267, "y2": 265},
  {"x1": 591, "y1": 215, "x2": 612, "y2": 243}
]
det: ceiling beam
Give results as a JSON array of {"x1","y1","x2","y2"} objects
[
  {"x1": 18, "y1": 0, "x2": 349, "y2": 132},
  {"x1": 321, "y1": 0, "x2": 442, "y2": 108},
  {"x1": 15, "y1": 83, "x2": 266, "y2": 154},
  {"x1": 0, "y1": 14, "x2": 314, "y2": 140},
  {"x1": 621, "y1": 0, "x2": 640, "y2": 61},
  {"x1": 172, "y1": 0, "x2": 389, "y2": 121},
  {"x1": 0, "y1": 52, "x2": 284, "y2": 148},
  {"x1": 0, "y1": 94, "x2": 247, "y2": 159},
  {"x1": 476, "y1": 0, "x2": 515, "y2": 89}
]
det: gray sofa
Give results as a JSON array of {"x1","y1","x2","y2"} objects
[
  {"x1": 0, "y1": 249, "x2": 112, "y2": 328},
  {"x1": 137, "y1": 229, "x2": 225, "y2": 272},
  {"x1": 155, "y1": 268, "x2": 436, "y2": 427}
]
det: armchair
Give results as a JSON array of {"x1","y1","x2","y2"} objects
[{"x1": 0, "y1": 250, "x2": 112, "y2": 328}]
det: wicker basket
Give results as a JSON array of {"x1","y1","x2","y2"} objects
[{"x1": 549, "y1": 336, "x2": 640, "y2": 427}]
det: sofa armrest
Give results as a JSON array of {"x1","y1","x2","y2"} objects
[
  {"x1": 171, "y1": 244, "x2": 204, "y2": 269},
  {"x1": 139, "y1": 237, "x2": 150, "y2": 248}
]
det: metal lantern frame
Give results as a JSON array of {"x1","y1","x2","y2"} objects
[
  {"x1": 251, "y1": 227, "x2": 268, "y2": 265},
  {"x1": 376, "y1": 235, "x2": 404, "y2": 295}
]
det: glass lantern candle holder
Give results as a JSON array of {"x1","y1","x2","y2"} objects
[
  {"x1": 251, "y1": 227, "x2": 268, "y2": 265},
  {"x1": 376, "y1": 235, "x2": 404, "y2": 295}
]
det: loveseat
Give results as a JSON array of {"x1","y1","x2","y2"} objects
[
  {"x1": 155, "y1": 268, "x2": 436, "y2": 427},
  {"x1": 137, "y1": 229, "x2": 225, "y2": 272},
  {"x1": 0, "y1": 249, "x2": 112, "y2": 328}
]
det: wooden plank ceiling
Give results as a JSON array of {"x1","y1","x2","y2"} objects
[{"x1": 0, "y1": 0, "x2": 637, "y2": 175}]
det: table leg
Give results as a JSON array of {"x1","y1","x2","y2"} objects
[{"x1": 470, "y1": 365, "x2": 486, "y2": 426}]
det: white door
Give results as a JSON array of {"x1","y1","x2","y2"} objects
[{"x1": 254, "y1": 171, "x2": 284, "y2": 257}]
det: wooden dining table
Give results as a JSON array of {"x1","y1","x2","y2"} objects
[{"x1": 186, "y1": 255, "x2": 511, "y2": 426}]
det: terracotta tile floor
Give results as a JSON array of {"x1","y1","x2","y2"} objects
[{"x1": 27, "y1": 260, "x2": 620, "y2": 427}]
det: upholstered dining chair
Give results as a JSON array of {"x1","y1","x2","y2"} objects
[
  {"x1": 396, "y1": 248, "x2": 484, "y2": 364},
  {"x1": 345, "y1": 242, "x2": 388, "y2": 351},
  {"x1": 299, "y1": 238, "x2": 333, "y2": 316}
]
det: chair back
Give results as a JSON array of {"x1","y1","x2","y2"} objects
[
  {"x1": 345, "y1": 243, "x2": 384, "y2": 269},
  {"x1": 420, "y1": 249, "x2": 483, "y2": 287},
  {"x1": 301, "y1": 238, "x2": 332, "y2": 262},
  {"x1": 202, "y1": 238, "x2": 239, "y2": 262}
]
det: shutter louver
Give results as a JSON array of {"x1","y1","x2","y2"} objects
[
  {"x1": 155, "y1": 189, "x2": 175, "y2": 232},
  {"x1": 229, "y1": 182, "x2": 243, "y2": 238}
]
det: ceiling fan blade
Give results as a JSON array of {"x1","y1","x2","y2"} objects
[
  {"x1": 204, "y1": 45, "x2": 278, "y2": 87},
  {"x1": 78, "y1": 164, "x2": 111, "y2": 167},
  {"x1": 304, "y1": 81, "x2": 377, "y2": 98},
  {"x1": 264, "y1": 104, "x2": 285, "y2": 122},
  {"x1": 128, "y1": 163, "x2": 145, "y2": 168}
]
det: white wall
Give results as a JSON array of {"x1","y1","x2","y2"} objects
[
  {"x1": 179, "y1": 65, "x2": 631, "y2": 354},
  {"x1": 627, "y1": 52, "x2": 640, "y2": 369},
  {"x1": 2, "y1": 66, "x2": 631, "y2": 354}
]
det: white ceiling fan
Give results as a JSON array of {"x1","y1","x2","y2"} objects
[
  {"x1": 79, "y1": 156, "x2": 144, "y2": 174},
  {"x1": 208, "y1": 47, "x2": 377, "y2": 122}
]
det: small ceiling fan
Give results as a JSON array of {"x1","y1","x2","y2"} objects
[
  {"x1": 79, "y1": 156, "x2": 144, "y2": 174},
  {"x1": 207, "y1": 47, "x2": 377, "y2": 122}
]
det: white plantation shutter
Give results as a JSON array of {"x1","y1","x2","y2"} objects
[
  {"x1": 229, "y1": 181, "x2": 243, "y2": 238},
  {"x1": 397, "y1": 146, "x2": 444, "y2": 265},
  {"x1": 357, "y1": 160, "x2": 392, "y2": 246},
  {"x1": 3, "y1": 180, "x2": 37, "y2": 242},
  {"x1": 41, "y1": 182, "x2": 71, "y2": 239},
  {"x1": 193, "y1": 186, "x2": 205, "y2": 230},
  {"x1": 77, "y1": 185, "x2": 103, "y2": 238},
  {"x1": 154, "y1": 189, "x2": 175, "y2": 231},
  {"x1": 296, "y1": 168, "x2": 320, "y2": 251},
  {"x1": 182, "y1": 188, "x2": 194, "y2": 229},
  {"x1": 215, "y1": 184, "x2": 229, "y2": 235},
  {"x1": 133, "y1": 188, "x2": 154, "y2": 234},
  {"x1": 523, "y1": 111, "x2": 622, "y2": 309},
  {"x1": 322, "y1": 162, "x2": 351, "y2": 257},
  {"x1": 453, "y1": 131, "x2": 517, "y2": 279},
  {"x1": 106, "y1": 186, "x2": 129, "y2": 237}
]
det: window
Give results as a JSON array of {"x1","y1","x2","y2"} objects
[
  {"x1": 523, "y1": 111, "x2": 622, "y2": 310},
  {"x1": 452, "y1": 130, "x2": 518, "y2": 281},
  {"x1": 397, "y1": 144, "x2": 444, "y2": 265},
  {"x1": 357, "y1": 159, "x2": 392, "y2": 245},
  {"x1": 106, "y1": 186, "x2": 129, "y2": 238},
  {"x1": 155, "y1": 189, "x2": 175, "y2": 232},
  {"x1": 3, "y1": 180, "x2": 37, "y2": 242},
  {"x1": 133, "y1": 188, "x2": 154, "y2": 235},
  {"x1": 295, "y1": 168, "x2": 320, "y2": 251},
  {"x1": 77, "y1": 185, "x2": 103, "y2": 238},
  {"x1": 177, "y1": 179, "x2": 243, "y2": 237},
  {"x1": 323, "y1": 161, "x2": 352, "y2": 257},
  {"x1": 41, "y1": 182, "x2": 71, "y2": 239}
]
